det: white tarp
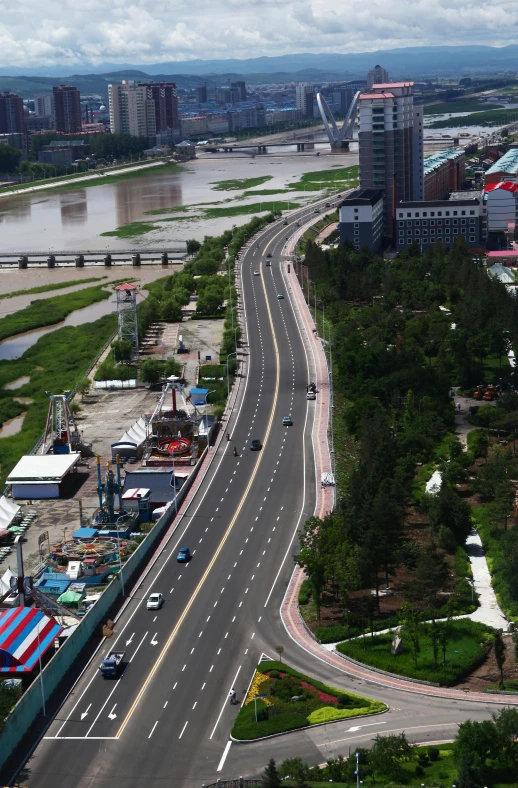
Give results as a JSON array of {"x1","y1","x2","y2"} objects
[
  {"x1": 95, "y1": 379, "x2": 137, "y2": 389},
  {"x1": 426, "y1": 470, "x2": 442, "y2": 495},
  {"x1": 119, "y1": 417, "x2": 147, "y2": 449},
  {"x1": 0, "y1": 568, "x2": 16, "y2": 597},
  {"x1": 7, "y1": 453, "x2": 80, "y2": 483},
  {"x1": 0, "y1": 495, "x2": 20, "y2": 530}
]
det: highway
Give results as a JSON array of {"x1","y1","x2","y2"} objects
[{"x1": 15, "y1": 201, "x2": 504, "y2": 788}]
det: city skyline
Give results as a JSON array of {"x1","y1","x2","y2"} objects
[{"x1": 1, "y1": 1, "x2": 518, "y2": 70}]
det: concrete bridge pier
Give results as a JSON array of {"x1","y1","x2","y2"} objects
[
  {"x1": 18, "y1": 256, "x2": 28, "y2": 269},
  {"x1": 132, "y1": 253, "x2": 141, "y2": 267},
  {"x1": 47, "y1": 255, "x2": 55, "y2": 268},
  {"x1": 75, "y1": 255, "x2": 84, "y2": 268},
  {"x1": 161, "y1": 252, "x2": 169, "y2": 266},
  {"x1": 104, "y1": 254, "x2": 112, "y2": 267}
]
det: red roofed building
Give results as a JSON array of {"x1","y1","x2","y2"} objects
[
  {"x1": 484, "y1": 181, "x2": 518, "y2": 247},
  {"x1": 0, "y1": 607, "x2": 63, "y2": 673}
]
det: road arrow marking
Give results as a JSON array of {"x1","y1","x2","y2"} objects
[
  {"x1": 108, "y1": 705, "x2": 117, "y2": 720},
  {"x1": 126, "y1": 633, "x2": 134, "y2": 646},
  {"x1": 80, "y1": 704, "x2": 92, "y2": 721},
  {"x1": 347, "y1": 722, "x2": 387, "y2": 733},
  {"x1": 151, "y1": 633, "x2": 158, "y2": 646}
]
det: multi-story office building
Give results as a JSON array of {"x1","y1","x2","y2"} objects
[
  {"x1": 227, "y1": 105, "x2": 266, "y2": 132},
  {"x1": 35, "y1": 94, "x2": 54, "y2": 117},
  {"x1": 424, "y1": 148, "x2": 465, "y2": 200},
  {"x1": 230, "y1": 81, "x2": 247, "y2": 102},
  {"x1": 484, "y1": 149, "x2": 518, "y2": 184},
  {"x1": 295, "y1": 83, "x2": 314, "y2": 118},
  {"x1": 180, "y1": 115, "x2": 209, "y2": 138},
  {"x1": 339, "y1": 189, "x2": 385, "y2": 252},
  {"x1": 332, "y1": 86, "x2": 356, "y2": 116},
  {"x1": 367, "y1": 65, "x2": 389, "y2": 90},
  {"x1": 395, "y1": 194, "x2": 484, "y2": 251},
  {"x1": 141, "y1": 82, "x2": 179, "y2": 134},
  {"x1": 108, "y1": 81, "x2": 156, "y2": 139},
  {"x1": 0, "y1": 132, "x2": 27, "y2": 160},
  {"x1": 266, "y1": 107, "x2": 302, "y2": 125},
  {"x1": 484, "y1": 181, "x2": 518, "y2": 247},
  {"x1": 0, "y1": 92, "x2": 25, "y2": 133},
  {"x1": 52, "y1": 85, "x2": 82, "y2": 132},
  {"x1": 358, "y1": 81, "x2": 422, "y2": 238}
]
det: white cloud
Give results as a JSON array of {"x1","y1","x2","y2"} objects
[{"x1": 0, "y1": 0, "x2": 517, "y2": 68}]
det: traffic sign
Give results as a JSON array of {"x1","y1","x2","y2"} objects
[{"x1": 255, "y1": 693, "x2": 267, "y2": 697}]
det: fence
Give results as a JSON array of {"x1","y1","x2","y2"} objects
[{"x1": 0, "y1": 453, "x2": 202, "y2": 772}]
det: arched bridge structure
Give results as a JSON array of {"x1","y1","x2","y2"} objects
[{"x1": 317, "y1": 90, "x2": 360, "y2": 151}]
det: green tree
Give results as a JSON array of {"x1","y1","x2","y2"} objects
[
  {"x1": 196, "y1": 286, "x2": 224, "y2": 315},
  {"x1": 76, "y1": 377, "x2": 92, "y2": 401},
  {"x1": 261, "y1": 758, "x2": 281, "y2": 788},
  {"x1": 112, "y1": 339, "x2": 133, "y2": 363},
  {"x1": 139, "y1": 358, "x2": 164, "y2": 385},
  {"x1": 278, "y1": 757, "x2": 311, "y2": 787},
  {"x1": 160, "y1": 297, "x2": 183, "y2": 322},
  {"x1": 494, "y1": 632, "x2": 506, "y2": 689},
  {"x1": 369, "y1": 733, "x2": 414, "y2": 782},
  {"x1": 455, "y1": 719, "x2": 500, "y2": 782},
  {"x1": 186, "y1": 239, "x2": 201, "y2": 255},
  {"x1": 0, "y1": 144, "x2": 21, "y2": 173},
  {"x1": 405, "y1": 544, "x2": 449, "y2": 612},
  {"x1": 295, "y1": 517, "x2": 328, "y2": 620},
  {"x1": 493, "y1": 707, "x2": 518, "y2": 766}
]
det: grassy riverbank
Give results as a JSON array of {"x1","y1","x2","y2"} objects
[
  {"x1": 210, "y1": 175, "x2": 273, "y2": 190},
  {"x1": 0, "y1": 284, "x2": 110, "y2": 342},
  {"x1": 424, "y1": 100, "x2": 505, "y2": 115},
  {"x1": 0, "y1": 314, "x2": 116, "y2": 485},
  {"x1": 288, "y1": 165, "x2": 359, "y2": 191},
  {"x1": 429, "y1": 108, "x2": 518, "y2": 127},
  {"x1": 0, "y1": 277, "x2": 106, "y2": 301}
]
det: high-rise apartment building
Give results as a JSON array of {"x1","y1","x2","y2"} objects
[
  {"x1": 195, "y1": 85, "x2": 208, "y2": 104},
  {"x1": 0, "y1": 92, "x2": 25, "y2": 134},
  {"x1": 52, "y1": 85, "x2": 82, "y2": 132},
  {"x1": 358, "y1": 81, "x2": 422, "y2": 238},
  {"x1": 142, "y1": 82, "x2": 179, "y2": 134},
  {"x1": 109, "y1": 80, "x2": 179, "y2": 141},
  {"x1": 35, "y1": 94, "x2": 54, "y2": 118},
  {"x1": 230, "y1": 81, "x2": 247, "y2": 102},
  {"x1": 295, "y1": 83, "x2": 314, "y2": 118},
  {"x1": 108, "y1": 81, "x2": 156, "y2": 139},
  {"x1": 367, "y1": 65, "x2": 389, "y2": 90}
]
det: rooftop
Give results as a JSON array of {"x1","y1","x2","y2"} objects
[
  {"x1": 0, "y1": 608, "x2": 63, "y2": 673},
  {"x1": 359, "y1": 92, "x2": 395, "y2": 100},
  {"x1": 341, "y1": 188, "x2": 383, "y2": 206},
  {"x1": 7, "y1": 453, "x2": 81, "y2": 483},
  {"x1": 371, "y1": 81, "x2": 414, "y2": 89},
  {"x1": 424, "y1": 148, "x2": 464, "y2": 176},
  {"x1": 485, "y1": 149, "x2": 518, "y2": 176}
]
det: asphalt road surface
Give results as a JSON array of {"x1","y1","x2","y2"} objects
[{"x1": 14, "y1": 200, "x2": 505, "y2": 788}]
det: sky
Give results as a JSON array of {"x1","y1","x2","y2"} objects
[{"x1": 0, "y1": 0, "x2": 516, "y2": 68}]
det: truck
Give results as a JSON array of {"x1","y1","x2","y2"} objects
[{"x1": 100, "y1": 651, "x2": 125, "y2": 679}]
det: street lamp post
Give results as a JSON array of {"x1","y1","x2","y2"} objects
[
  {"x1": 226, "y1": 351, "x2": 237, "y2": 403},
  {"x1": 36, "y1": 618, "x2": 46, "y2": 716}
]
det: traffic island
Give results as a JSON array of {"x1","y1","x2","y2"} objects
[{"x1": 231, "y1": 660, "x2": 386, "y2": 741}]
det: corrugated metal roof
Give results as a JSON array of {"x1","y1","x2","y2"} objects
[
  {"x1": 486, "y1": 149, "x2": 518, "y2": 176},
  {"x1": 424, "y1": 148, "x2": 464, "y2": 176},
  {"x1": 0, "y1": 608, "x2": 63, "y2": 673}
]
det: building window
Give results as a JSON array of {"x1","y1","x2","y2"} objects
[
  {"x1": 415, "y1": 220, "x2": 420, "y2": 227},
  {"x1": 398, "y1": 212, "x2": 403, "y2": 218},
  {"x1": 437, "y1": 219, "x2": 442, "y2": 225},
  {"x1": 407, "y1": 221, "x2": 412, "y2": 227},
  {"x1": 469, "y1": 210, "x2": 475, "y2": 215},
  {"x1": 461, "y1": 219, "x2": 466, "y2": 225},
  {"x1": 470, "y1": 236, "x2": 475, "y2": 242},
  {"x1": 430, "y1": 238, "x2": 436, "y2": 244},
  {"x1": 438, "y1": 211, "x2": 442, "y2": 216},
  {"x1": 354, "y1": 229, "x2": 359, "y2": 235},
  {"x1": 399, "y1": 230, "x2": 404, "y2": 236},
  {"x1": 453, "y1": 219, "x2": 458, "y2": 225},
  {"x1": 437, "y1": 228, "x2": 442, "y2": 234},
  {"x1": 422, "y1": 229, "x2": 428, "y2": 235},
  {"x1": 415, "y1": 212, "x2": 420, "y2": 218},
  {"x1": 423, "y1": 212, "x2": 427, "y2": 217},
  {"x1": 431, "y1": 211, "x2": 435, "y2": 217},
  {"x1": 415, "y1": 229, "x2": 420, "y2": 236},
  {"x1": 354, "y1": 223, "x2": 359, "y2": 228},
  {"x1": 423, "y1": 237, "x2": 428, "y2": 243},
  {"x1": 470, "y1": 218, "x2": 475, "y2": 224},
  {"x1": 445, "y1": 211, "x2": 450, "y2": 216},
  {"x1": 422, "y1": 220, "x2": 428, "y2": 227},
  {"x1": 453, "y1": 228, "x2": 458, "y2": 234},
  {"x1": 453, "y1": 210, "x2": 458, "y2": 216},
  {"x1": 407, "y1": 212, "x2": 411, "y2": 217},
  {"x1": 407, "y1": 230, "x2": 412, "y2": 235},
  {"x1": 399, "y1": 221, "x2": 404, "y2": 227},
  {"x1": 445, "y1": 219, "x2": 450, "y2": 225},
  {"x1": 430, "y1": 229, "x2": 435, "y2": 235},
  {"x1": 461, "y1": 210, "x2": 466, "y2": 216}
]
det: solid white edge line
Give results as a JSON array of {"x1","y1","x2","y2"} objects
[
  {"x1": 216, "y1": 740, "x2": 232, "y2": 772},
  {"x1": 209, "y1": 664, "x2": 242, "y2": 740}
]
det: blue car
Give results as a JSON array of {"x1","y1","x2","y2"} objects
[{"x1": 177, "y1": 547, "x2": 191, "y2": 563}]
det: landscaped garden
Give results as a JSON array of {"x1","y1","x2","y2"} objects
[
  {"x1": 336, "y1": 619, "x2": 494, "y2": 686},
  {"x1": 231, "y1": 660, "x2": 386, "y2": 740}
]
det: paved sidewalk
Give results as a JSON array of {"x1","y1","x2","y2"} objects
[{"x1": 466, "y1": 530, "x2": 508, "y2": 630}]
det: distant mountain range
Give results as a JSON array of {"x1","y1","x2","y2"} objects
[{"x1": 1, "y1": 46, "x2": 517, "y2": 97}]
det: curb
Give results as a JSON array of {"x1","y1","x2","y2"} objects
[{"x1": 329, "y1": 647, "x2": 441, "y2": 687}]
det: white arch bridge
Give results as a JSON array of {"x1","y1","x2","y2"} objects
[{"x1": 316, "y1": 91, "x2": 360, "y2": 151}]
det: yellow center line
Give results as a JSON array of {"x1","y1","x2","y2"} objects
[{"x1": 115, "y1": 237, "x2": 281, "y2": 739}]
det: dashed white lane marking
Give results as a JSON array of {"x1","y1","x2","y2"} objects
[{"x1": 179, "y1": 721, "x2": 188, "y2": 739}]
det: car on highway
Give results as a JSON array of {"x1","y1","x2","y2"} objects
[
  {"x1": 282, "y1": 415, "x2": 292, "y2": 426},
  {"x1": 253, "y1": 270, "x2": 260, "y2": 275},
  {"x1": 176, "y1": 547, "x2": 191, "y2": 563},
  {"x1": 265, "y1": 260, "x2": 271, "y2": 266},
  {"x1": 266, "y1": 252, "x2": 272, "y2": 258},
  {"x1": 277, "y1": 293, "x2": 284, "y2": 299},
  {"x1": 147, "y1": 593, "x2": 164, "y2": 610},
  {"x1": 250, "y1": 439, "x2": 262, "y2": 451}
]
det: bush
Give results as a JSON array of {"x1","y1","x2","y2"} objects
[
  {"x1": 307, "y1": 705, "x2": 384, "y2": 724},
  {"x1": 415, "y1": 765, "x2": 425, "y2": 777},
  {"x1": 269, "y1": 669, "x2": 280, "y2": 678},
  {"x1": 315, "y1": 624, "x2": 350, "y2": 643},
  {"x1": 437, "y1": 525, "x2": 458, "y2": 554},
  {"x1": 428, "y1": 746, "x2": 440, "y2": 761},
  {"x1": 298, "y1": 578, "x2": 312, "y2": 605}
]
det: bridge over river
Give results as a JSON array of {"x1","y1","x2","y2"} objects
[{"x1": 0, "y1": 247, "x2": 187, "y2": 269}]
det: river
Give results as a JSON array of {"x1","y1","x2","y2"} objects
[{"x1": 0, "y1": 148, "x2": 358, "y2": 253}]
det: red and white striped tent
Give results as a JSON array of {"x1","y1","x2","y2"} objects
[{"x1": 0, "y1": 607, "x2": 63, "y2": 673}]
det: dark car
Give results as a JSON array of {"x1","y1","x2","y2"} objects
[
  {"x1": 282, "y1": 415, "x2": 292, "y2": 426},
  {"x1": 266, "y1": 252, "x2": 272, "y2": 258},
  {"x1": 250, "y1": 439, "x2": 262, "y2": 451},
  {"x1": 176, "y1": 547, "x2": 191, "y2": 563}
]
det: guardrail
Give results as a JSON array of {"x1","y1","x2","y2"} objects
[{"x1": 202, "y1": 780, "x2": 262, "y2": 788}]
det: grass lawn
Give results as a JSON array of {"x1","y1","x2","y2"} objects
[
  {"x1": 288, "y1": 166, "x2": 359, "y2": 192},
  {"x1": 424, "y1": 100, "x2": 504, "y2": 114},
  {"x1": 0, "y1": 313, "x2": 116, "y2": 485},
  {"x1": 101, "y1": 221, "x2": 159, "y2": 238},
  {"x1": 0, "y1": 276, "x2": 106, "y2": 301},
  {"x1": 231, "y1": 660, "x2": 385, "y2": 740},
  {"x1": 202, "y1": 201, "x2": 300, "y2": 218},
  {"x1": 337, "y1": 619, "x2": 492, "y2": 686},
  {"x1": 0, "y1": 284, "x2": 111, "y2": 342},
  {"x1": 210, "y1": 175, "x2": 273, "y2": 190},
  {"x1": 429, "y1": 108, "x2": 518, "y2": 128}
]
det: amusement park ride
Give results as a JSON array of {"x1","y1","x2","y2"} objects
[
  {"x1": 143, "y1": 378, "x2": 206, "y2": 466},
  {"x1": 41, "y1": 392, "x2": 94, "y2": 457}
]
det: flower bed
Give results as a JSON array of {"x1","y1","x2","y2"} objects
[{"x1": 232, "y1": 660, "x2": 386, "y2": 741}]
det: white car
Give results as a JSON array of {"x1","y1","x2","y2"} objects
[
  {"x1": 254, "y1": 270, "x2": 260, "y2": 275},
  {"x1": 147, "y1": 593, "x2": 164, "y2": 610}
]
